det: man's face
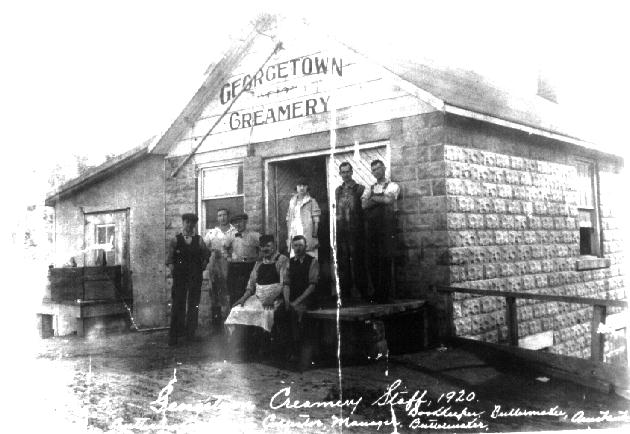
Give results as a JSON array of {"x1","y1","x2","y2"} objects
[
  {"x1": 292, "y1": 239, "x2": 307, "y2": 256},
  {"x1": 235, "y1": 219, "x2": 247, "y2": 233},
  {"x1": 260, "y1": 241, "x2": 276, "y2": 258},
  {"x1": 371, "y1": 162, "x2": 386, "y2": 180},
  {"x1": 182, "y1": 219, "x2": 195, "y2": 234},
  {"x1": 339, "y1": 165, "x2": 353, "y2": 183},
  {"x1": 217, "y1": 210, "x2": 229, "y2": 226}
]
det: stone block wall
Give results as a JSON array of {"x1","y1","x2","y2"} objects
[
  {"x1": 163, "y1": 112, "x2": 625, "y2": 360},
  {"x1": 390, "y1": 112, "x2": 450, "y2": 297},
  {"x1": 440, "y1": 115, "x2": 625, "y2": 360}
]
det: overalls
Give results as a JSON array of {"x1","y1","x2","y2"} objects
[
  {"x1": 170, "y1": 234, "x2": 204, "y2": 338},
  {"x1": 365, "y1": 183, "x2": 396, "y2": 302}
]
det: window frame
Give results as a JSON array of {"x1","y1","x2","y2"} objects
[
  {"x1": 574, "y1": 158, "x2": 602, "y2": 258},
  {"x1": 197, "y1": 160, "x2": 244, "y2": 233}
]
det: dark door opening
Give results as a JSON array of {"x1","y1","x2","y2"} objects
[{"x1": 268, "y1": 156, "x2": 332, "y2": 300}]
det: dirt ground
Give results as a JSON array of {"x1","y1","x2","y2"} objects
[{"x1": 23, "y1": 328, "x2": 630, "y2": 433}]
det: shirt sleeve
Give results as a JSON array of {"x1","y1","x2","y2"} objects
[
  {"x1": 310, "y1": 198, "x2": 322, "y2": 218},
  {"x1": 165, "y1": 237, "x2": 177, "y2": 265},
  {"x1": 199, "y1": 237, "x2": 211, "y2": 262},
  {"x1": 223, "y1": 233, "x2": 234, "y2": 249},
  {"x1": 308, "y1": 257, "x2": 320, "y2": 285},
  {"x1": 283, "y1": 261, "x2": 291, "y2": 287},
  {"x1": 276, "y1": 254, "x2": 290, "y2": 286},
  {"x1": 246, "y1": 262, "x2": 260, "y2": 292},
  {"x1": 361, "y1": 184, "x2": 372, "y2": 208},
  {"x1": 385, "y1": 182, "x2": 401, "y2": 200},
  {"x1": 252, "y1": 232, "x2": 261, "y2": 248}
]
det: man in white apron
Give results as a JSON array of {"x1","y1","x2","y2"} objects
[{"x1": 225, "y1": 234, "x2": 289, "y2": 359}]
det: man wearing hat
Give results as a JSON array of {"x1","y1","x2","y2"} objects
[
  {"x1": 224, "y1": 213, "x2": 261, "y2": 309},
  {"x1": 166, "y1": 213, "x2": 210, "y2": 346}
]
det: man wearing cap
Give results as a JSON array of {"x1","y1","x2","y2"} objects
[
  {"x1": 166, "y1": 213, "x2": 210, "y2": 346},
  {"x1": 224, "y1": 213, "x2": 261, "y2": 308}
]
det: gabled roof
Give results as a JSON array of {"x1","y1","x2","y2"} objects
[
  {"x1": 45, "y1": 136, "x2": 157, "y2": 206},
  {"x1": 385, "y1": 59, "x2": 586, "y2": 142},
  {"x1": 153, "y1": 14, "x2": 614, "y2": 158}
]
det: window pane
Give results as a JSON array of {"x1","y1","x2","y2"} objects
[
  {"x1": 204, "y1": 197, "x2": 244, "y2": 230},
  {"x1": 578, "y1": 209, "x2": 594, "y2": 228},
  {"x1": 202, "y1": 165, "x2": 243, "y2": 199},
  {"x1": 576, "y1": 162, "x2": 594, "y2": 208},
  {"x1": 97, "y1": 226, "x2": 106, "y2": 244},
  {"x1": 580, "y1": 227, "x2": 593, "y2": 255},
  {"x1": 106, "y1": 226, "x2": 115, "y2": 245}
]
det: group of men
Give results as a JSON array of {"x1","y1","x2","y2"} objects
[
  {"x1": 335, "y1": 159, "x2": 400, "y2": 303},
  {"x1": 166, "y1": 158, "x2": 399, "y2": 361},
  {"x1": 166, "y1": 211, "x2": 318, "y2": 361}
]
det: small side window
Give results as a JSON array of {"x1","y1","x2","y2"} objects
[{"x1": 575, "y1": 160, "x2": 600, "y2": 257}]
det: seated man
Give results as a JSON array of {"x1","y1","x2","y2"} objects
[
  {"x1": 281, "y1": 235, "x2": 319, "y2": 363},
  {"x1": 224, "y1": 235, "x2": 289, "y2": 359}
]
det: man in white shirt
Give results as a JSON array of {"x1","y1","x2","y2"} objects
[
  {"x1": 203, "y1": 208, "x2": 236, "y2": 333},
  {"x1": 224, "y1": 213, "x2": 261, "y2": 308},
  {"x1": 363, "y1": 159, "x2": 400, "y2": 303}
]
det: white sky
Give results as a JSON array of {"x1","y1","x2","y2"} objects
[{"x1": 2, "y1": 0, "x2": 629, "y2": 206}]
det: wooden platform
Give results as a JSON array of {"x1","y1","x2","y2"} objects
[
  {"x1": 294, "y1": 299, "x2": 429, "y2": 370},
  {"x1": 306, "y1": 299, "x2": 427, "y2": 321},
  {"x1": 38, "y1": 299, "x2": 131, "y2": 337}
]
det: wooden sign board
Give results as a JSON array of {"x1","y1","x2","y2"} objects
[{"x1": 168, "y1": 25, "x2": 435, "y2": 157}]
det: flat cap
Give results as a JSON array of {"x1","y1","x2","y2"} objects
[
  {"x1": 230, "y1": 213, "x2": 248, "y2": 223},
  {"x1": 181, "y1": 213, "x2": 199, "y2": 223}
]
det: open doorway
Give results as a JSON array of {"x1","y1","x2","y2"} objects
[
  {"x1": 268, "y1": 156, "x2": 332, "y2": 300},
  {"x1": 266, "y1": 143, "x2": 390, "y2": 301}
]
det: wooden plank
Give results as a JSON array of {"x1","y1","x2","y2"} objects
[
  {"x1": 519, "y1": 330, "x2": 554, "y2": 350},
  {"x1": 449, "y1": 336, "x2": 630, "y2": 396},
  {"x1": 306, "y1": 299, "x2": 425, "y2": 321},
  {"x1": 79, "y1": 301, "x2": 129, "y2": 318},
  {"x1": 83, "y1": 281, "x2": 117, "y2": 301},
  {"x1": 437, "y1": 285, "x2": 628, "y2": 308},
  {"x1": 444, "y1": 291, "x2": 454, "y2": 338},
  {"x1": 591, "y1": 305, "x2": 607, "y2": 362},
  {"x1": 506, "y1": 296, "x2": 519, "y2": 346}
]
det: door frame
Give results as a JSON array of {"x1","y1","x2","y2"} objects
[{"x1": 263, "y1": 140, "x2": 390, "y2": 234}]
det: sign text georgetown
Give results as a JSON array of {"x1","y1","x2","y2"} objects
[{"x1": 221, "y1": 55, "x2": 343, "y2": 130}]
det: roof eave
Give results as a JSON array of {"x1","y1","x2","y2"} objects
[
  {"x1": 45, "y1": 146, "x2": 150, "y2": 206},
  {"x1": 443, "y1": 104, "x2": 619, "y2": 159}
]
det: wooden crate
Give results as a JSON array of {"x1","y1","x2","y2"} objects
[{"x1": 48, "y1": 266, "x2": 125, "y2": 301}]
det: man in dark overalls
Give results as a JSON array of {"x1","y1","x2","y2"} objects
[
  {"x1": 363, "y1": 160, "x2": 400, "y2": 303},
  {"x1": 166, "y1": 213, "x2": 210, "y2": 346},
  {"x1": 335, "y1": 162, "x2": 369, "y2": 300}
]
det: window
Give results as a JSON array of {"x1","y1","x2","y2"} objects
[
  {"x1": 95, "y1": 223, "x2": 115, "y2": 265},
  {"x1": 575, "y1": 160, "x2": 600, "y2": 256},
  {"x1": 200, "y1": 164, "x2": 244, "y2": 230}
]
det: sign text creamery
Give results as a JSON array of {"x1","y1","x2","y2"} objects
[{"x1": 220, "y1": 56, "x2": 343, "y2": 130}]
